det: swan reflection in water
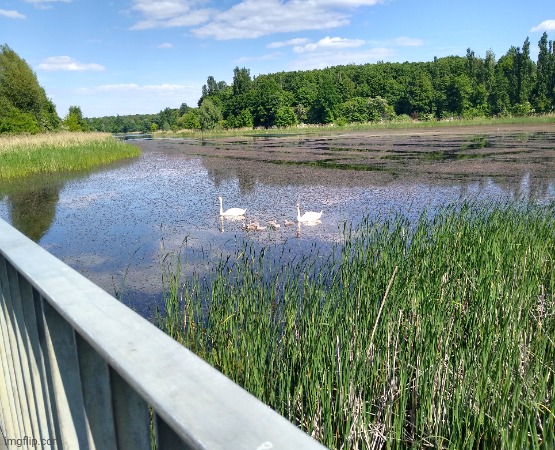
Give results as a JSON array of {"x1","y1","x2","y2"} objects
[
  {"x1": 296, "y1": 219, "x2": 322, "y2": 238},
  {"x1": 219, "y1": 214, "x2": 246, "y2": 232}
]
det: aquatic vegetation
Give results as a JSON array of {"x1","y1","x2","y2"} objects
[
  {"x1": 158, "y1": 202, "x2": 555, "y2": 449},
  {"x1": 0, "y1": 132, "x2": 140, "y2": 179}
]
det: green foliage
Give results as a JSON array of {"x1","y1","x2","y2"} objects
[
  {"x1": 338, "y1": 97, "x2": 368, "y2": 123},
  {"x1": 178, "y1": 110, "x2": 201, "y2": 130},
  {"x1": 84, "y1": 32, "x2": 555, "y2": 131},
  {"x1": 227, "y1": 108, "x2": 253, "y2": 129},
  {"x1": 252, "y1": 76, "x2": 292, "y2": 127},
  {"x1": 274, "y1": 106, "x2": 297, "y2": 128},
  {"x1": 198, "y1": 98, "x2": 222, "y2": 131},
  {"x1": 0, "y1": 44, "x2": 61, "y2": 133},
  {"x1": 63, "y1": 106, "x2": 89, "y2": 132},
  {"x1": 232, "y1": 66, "x2": 252, "y2": 96},
  {"x1": 309, "y1": 71, "x2": 341, "y2": 123}
]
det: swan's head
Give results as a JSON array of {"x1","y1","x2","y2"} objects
[{"x1": 218, "y1": 196, "x2": 222, "y2": 202}]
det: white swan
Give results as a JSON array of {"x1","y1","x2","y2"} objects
[
  {"x1": 218, "y1": 196, "x2": 246, "y2": 217},
  {"x1": 296, "y1": 203, "x2": 323, "y2": 223}
]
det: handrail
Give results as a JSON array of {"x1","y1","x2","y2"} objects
[{"x1": 0, "y1": 218, "x2": 326, "y2": 450}]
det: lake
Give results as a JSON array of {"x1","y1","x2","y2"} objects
[{"x1": 1, "y1": 125, "x2": 554, "y2": 319}]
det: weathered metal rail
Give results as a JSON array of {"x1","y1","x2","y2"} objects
[{"x1": 0, "y1": 218, "x2": 326, "y2": 450}]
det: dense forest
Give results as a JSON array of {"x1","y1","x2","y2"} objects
[{"x1": 1, "y1": 33, "x2": 554, "y2": 134}]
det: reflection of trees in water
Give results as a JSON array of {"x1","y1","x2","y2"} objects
[
  {"x1": 8, "y1": 186, "x2": 60, "y2": 241},
  {"x1": 485, "y1": 173, "x2": 554, "y2": 202},
  {"x1": 203, "y1": 159, "x2": 262, "y2": 194},
  {"x1": 202, "y1": 155, "x2": 555, "y2": 203},
  {"x1": 0, "y1": 172, "x2": 71, "y2": 242}
]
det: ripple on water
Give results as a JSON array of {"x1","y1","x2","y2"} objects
[{"x1": 1, "y1": 133, "x2": 554, "y2": 320}]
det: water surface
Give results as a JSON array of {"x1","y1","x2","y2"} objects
[{"x1": 1, "y1": 129, "x2": 554, "y2": 319}]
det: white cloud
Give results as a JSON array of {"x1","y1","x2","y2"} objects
[
  {"x1": 293, "y1": 36, "x2": 365, "y2": 53},
  {"x1": 268, "y1": 38, "x2": 311, "y2": 49},
  {"x1": 158, "y1": 42, "x2": 173, "y2": 48},
  {"x1": 530, "y1": 20, "x2": 555, "y2": 32},
  {"x1": 393, "y1": 36, "x2": 423, "y2": 47},
  {"x1": 38, "y1": 56, "x2": 105, "y2": 72},
  {"x1": 0, "y1": 9, "x2": 26, "y2": 19},
  {"x1": 129, "y1": 0, "x2": 384, "y2": 39},
  {"x1": 130, "y1": 0, "x2": 191, "y2": 20},
  {"x1": 128, "y1": 0, "x2": 213, "y2": 30},
  {"x1": 130, "y1": 8, "x2": 213, "y2": 30}
]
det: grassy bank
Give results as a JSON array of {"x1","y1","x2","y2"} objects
[
  {"x1": 155, "y1": 114, "x2": 555, "y2": 139},
  {"x1": 158, "y1": 202, "x2": 555, "y2": 449},
  {"x1": 0, "y1": 132, "x2": 140, "y2": 179}
]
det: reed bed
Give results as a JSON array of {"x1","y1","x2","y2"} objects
[
  {"x1": 158, "y1": 202, "x2": 555, "y2": 449},
  {"x1": 0, "y1": 132, "x2": 140, "y2": 179}
]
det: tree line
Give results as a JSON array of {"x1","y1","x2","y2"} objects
[{"x1": 1, "y1": 33, "x2": 554, "y2": 135}]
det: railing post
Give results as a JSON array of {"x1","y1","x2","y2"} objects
[
  {"x1": 75, "y1": 334, "x2": 117, "y2": 450},
  {"x1": 110, "y1": 370, "x2": 151, "y2": 450},
  {"x1": 16, "y1": 276, "x2": 56, "y2": 449},
  {"x1": 42, "y1": 301, "x2": 90, "y2": 449},
  {"x1": 0, "y1": 256, "x2": 30, "y2": 444}
]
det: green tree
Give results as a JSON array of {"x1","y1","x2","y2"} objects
[
  {"x1": 367, "y1": 96, "x2": 394, "y2": 121},
  {"x1": 229, "y1": 109, "x2": 253, "y2": 128},
  {"x1": 64, "y1": 106, "x2": 88, "y2": 131},
  {"x1": 446, "y1": 74, "x2": 473, "y2": 116},
  {"x1": 178, "y1": 110, "x2": 201, "y2": 129},
  {"x1": 532, "y1": 32, "x2": 554, "y2": 112},
  {"x1": 198, "y1": 98, "x2": 222, "y2": 130},
  {"x1": 274, "y1": 106, "x2": 297, "y2": 127},
  {"x1": 309, "y1": 72, "x2": 341, "y2": 123},
  {"x1": 0, "y1": 97, "x2": 40, "y2": 133},
  {"x1": 178, "y1": 102, "x2": 191, "y2": 116},
  {"x1": 0, "y1": 44, "x2": 60, "y2": 133},
  {"x1": 232, "y1": 67, "x2": 252, "y2": 96},
  {"x1": 517, "y1": 37, "x2": 535, "y2": 105},
  {"x1": 252, "y1": 76, "x2": 291, "y2": 127},
  {"x1": 406, "y1": 69, "x2": 435, "y2": 115},
  {"x1": 339, "y1": 97, "x2": 367, "y2": 123}
]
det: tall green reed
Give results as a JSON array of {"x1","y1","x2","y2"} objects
[{"x1": 158, "y1": 202, "x2": 555, "y2": 449}]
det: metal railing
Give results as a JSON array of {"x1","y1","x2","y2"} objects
[{"x1": 0, "y1": 218, "x2": 326, "y2": 450}]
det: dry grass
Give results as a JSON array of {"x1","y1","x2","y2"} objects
[
  {"x1": 0, "y1": 132, "x2": 140, "y2": 179},
  {"x1": 0, "y1": 132, "x2": 113, "y2": 153}
]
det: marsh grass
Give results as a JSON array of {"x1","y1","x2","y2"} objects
[
  {"x1": 0, "y1": 132, "x2": 140, "y2": 179},
  {"x1": 158, "y1": 202, "x2": 555, "y2": 449},
  {"x1": 157, "y1": 114, "x2": 555, "y2": 139}
]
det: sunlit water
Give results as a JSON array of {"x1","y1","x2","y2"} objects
[{"x1": 1, "y1": 138, "x2": 554, "y2": 319}]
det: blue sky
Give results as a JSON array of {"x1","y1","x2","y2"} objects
[{"x1": 2, "y1": 0, "x2": 554, "y2": 118}]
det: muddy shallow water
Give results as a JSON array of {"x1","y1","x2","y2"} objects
[{"x1": 1, "y1": 123, "x2": 554, "y2": 319}]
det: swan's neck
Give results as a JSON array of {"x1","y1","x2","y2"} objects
[
  {"x1": 296, "y1": 205, "x2": 301, "y2": 221},
  {"x1": 219, "y1": 198, "x2": 224, "y2": 215}
]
